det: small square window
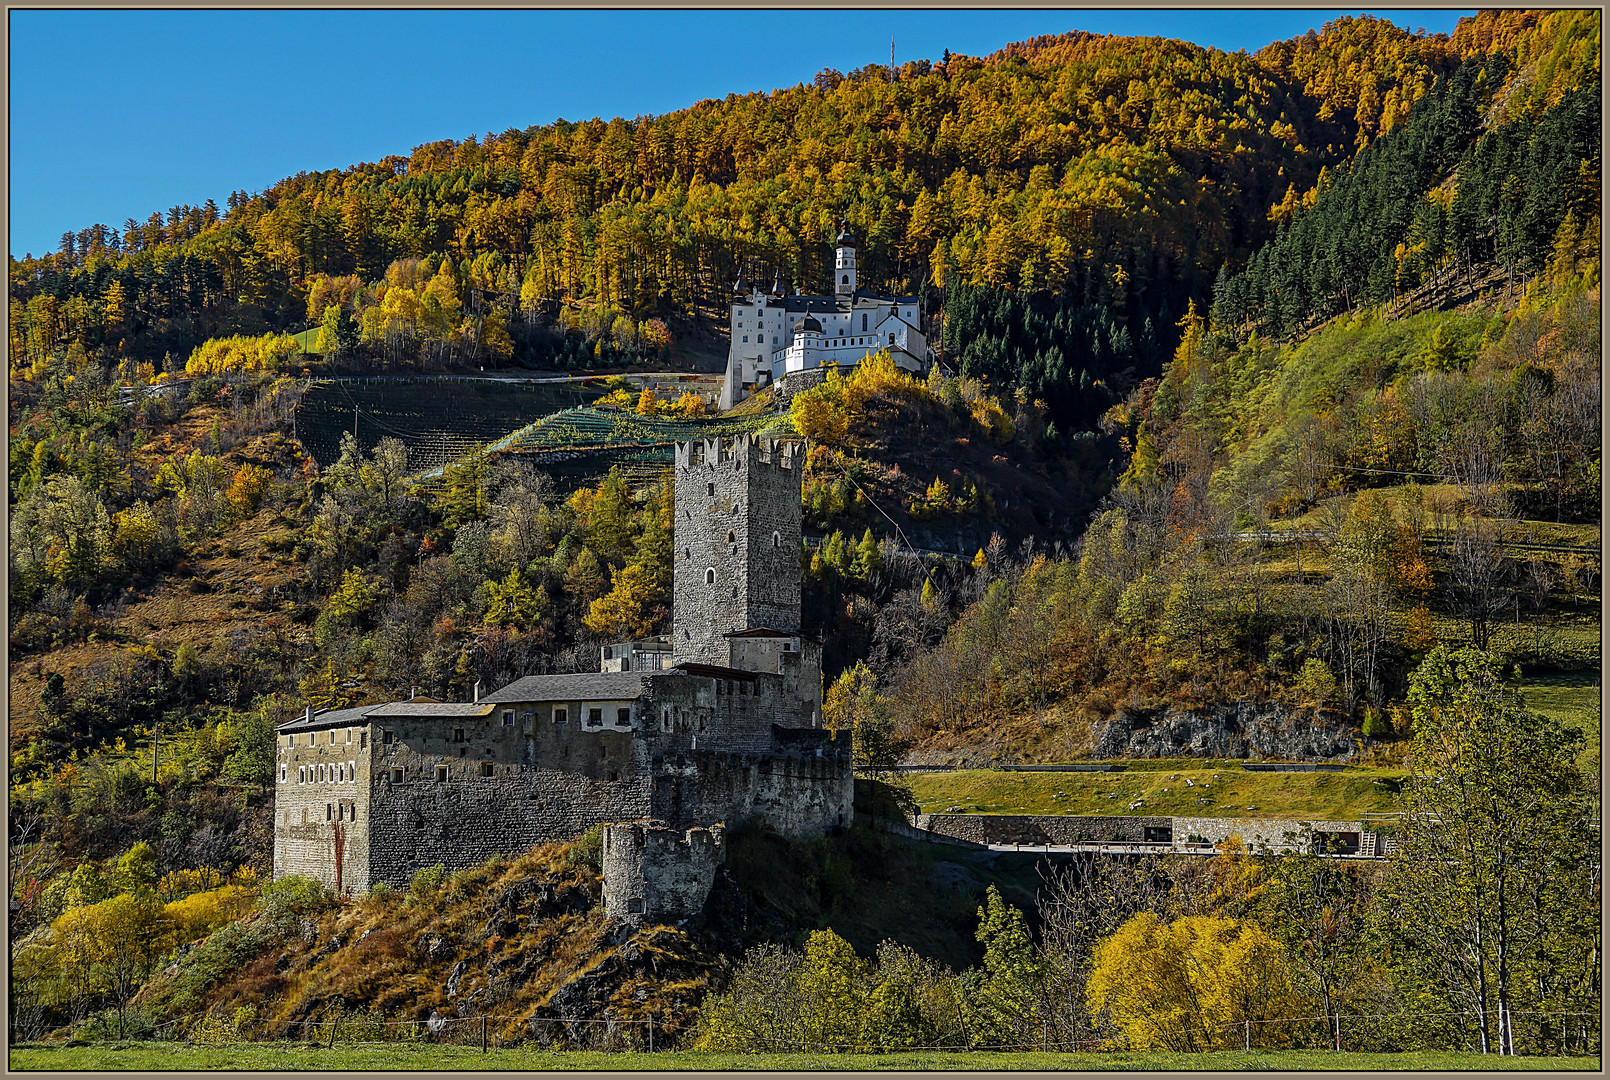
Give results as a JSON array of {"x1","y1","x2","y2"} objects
[
  {"x1": 359, "y1": 731, "x2": 367, "y2": 748},
  {"x1": 588, "y1": 708, "x2": 603, "y2": 726},
  {"x1": 554, "y1": 708, "x2": 567, "y2": 724},
  {"x1": 454, "y1": 728, "x2": 465, "y2": 743},
  {"x1": 391, "y1": 767, "x2": 404, "y2": 782},
  {"x1": 435, "y1": 766, "x2": 449, "y2": 782},
  {"x1": 707, "y1": 482, "x2": 715, "y2": 497},
  {"x1": 502, "y1": 710, "x2": 515, "y2": 727},
  {"x1": 617, "y1": 708, "x2": 631, "y2": 726},
  {"x1": 383, "y1": 730, "x2": 394, "y2": 744},
  {"x1": 480, "y1": 762, "x2": 495, "y2": 777}
]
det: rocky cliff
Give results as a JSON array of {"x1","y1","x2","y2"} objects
[{"x1": 1092, "y1": 700, "x2": 1357, "y2": 761}]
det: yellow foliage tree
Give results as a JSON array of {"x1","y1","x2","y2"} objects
[
  {"x1": 1087, "y1": 912, "x2": 1308, "y2": 1051},
  {"x1": 584, "y1": 561, "x2": 664, "y2": 639},
  {"x1": 185, "y1": 333, "x2": 301, "y2": 375},
  {"x1": 226, "y1": 464, "x2": 274, "y2": 516}
]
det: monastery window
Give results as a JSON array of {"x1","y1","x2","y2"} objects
[
  {"x1": 742, "y1": 336, "x2": 748, "y2": 343},
  {"x1": 617, "y1": 708, "x2": 631, "y2": 726},
  {"x1": 480, "y1": 762, "x2": 495, "y2": 777},
  {"x1": 862, "y1": 313, "x2": 868, "y2": 331},
  {"x1": 279, "y1": 764, "x2": 286, "y2": 782},
  {"x1": 346, "y1": 728, "x2": 352, "y2": 743},
  {"x1": 841, "y1": 275, "x2": 849, "y2": 284},
  {"x1": 707, "y1": 483, "x2": 715, "y2": 497},
  {"x1": 503, "y1": 710, "x2": 515, "y2": 727},
  {"x1": 759, "y1": 336, "x2": 766, "y2": 344},
  {"x1": 351, "y1": 805, "x2": 358, "y2": 823},
  {"x1": 705, "y1": 568, "x2": 716, "y2": 584},
  {"x1": 435, "y1": 765, "x2": 448, "y2": 783},
  {"x1": 383, "y1": 730, "x2": 393, "y2": 744},
  {"x1": 349, "y1": 760, "x2": 356, "y2": 782},
  {"x1": 317, "y1": 764, "x2": 325, "y2": 782},
  {"x1": 773, "y1": 530, "x2": 781, "y2": 548},
  {"x1": 454, "y1": 728, "x2": 465, "y2": 743},
  {"x1": 554, "y1": 708, "x2": 567, "y2": 723},
  {"x1": 391, "y1": 767, "x2": 404, "y2": 782},
  {"x1": 588, "y1": 708, "x2": 603, "y2": 726},
  {"x1": 782, "y1": 641, "x2": 792, "y2": 651},
  {"x1": 359, "y1": 732, "x2": 367, "y2": 749},
  {"x1": 326, "y1": 804, "x2": 333, "y2": 821},
  {"x1": 298, "y1": 766, "x2": 305, "y2": 783},
  {"x1": 727, "y1": 529, "x2": 737, "y2": 544}
]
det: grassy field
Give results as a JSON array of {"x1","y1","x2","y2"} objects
[
  {"x1": 290, "y1": 326, "x2": 321, "y2": 354},
  {"x1": 907, "y1": 761, "x2": 1406, "y2": 820},
  {"x1": 1521, "y1": 667, "x2": 1602, "y2": 763},
  {"x1": 8, "y1": 1042, "x2": 1597, "y2": 1071}
]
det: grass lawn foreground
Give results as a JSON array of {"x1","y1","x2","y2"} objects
[{"x1": 7, "y1": 1042, "x2": 1599, "y2": 1071}]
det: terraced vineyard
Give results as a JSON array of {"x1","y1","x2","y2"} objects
[
  {"x1": 294, "y1": 377, "x2": 606, "y2": 471},
  {"x1": 483, "y1": 405, "x2": 796, "y2": 487}
]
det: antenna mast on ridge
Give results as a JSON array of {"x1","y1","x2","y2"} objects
[{"x1": 890, "y1": 36, "x2": 895, "y2": 80}]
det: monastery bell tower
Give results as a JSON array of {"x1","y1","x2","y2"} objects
[{"x1": 834, "y1": 221, "x2": 857, "y2": 296}]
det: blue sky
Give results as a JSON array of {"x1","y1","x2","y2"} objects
[{"x1": 9, "y1": 9, "x2": 1473, "y2": 259}]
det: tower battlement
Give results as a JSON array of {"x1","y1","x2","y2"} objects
[{"x1": 674, "y1": 435, "x2": 800, "y2": 472}]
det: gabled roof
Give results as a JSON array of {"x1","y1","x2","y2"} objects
[
  {"x1": 480, "y1": 671, "x2": 648, "y2": 704},
  {"x1": 277, "y1": 705, "x2": 373, "y2": 734},
  {"x1": 665, "y1": 662, "x2": 763, "y2": 681},
  {"x1": 723, "y1": 627, "x2": 823, "y2": 644},
  {"x1": 364, "y1": 702, "x2": 497, "y2": 718}
]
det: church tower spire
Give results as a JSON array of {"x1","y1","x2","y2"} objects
[{"x1": 834, "y1": 219, "x2": 857, "y2": 296}]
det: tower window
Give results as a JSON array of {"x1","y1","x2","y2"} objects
[
  {"x1": 706, "y1": 568, "x2": 716, "y2": 584},
  {"x1": 728, "y1": 530, "x2": 737, "y2": 543},
  {"x1": 391, "y1": 767, "x2": 404, "y2": 782},
  {"x1": 435, "y1": 766, "x2": 448, "y2": 783},
  {"x1": 731, "y1": 503, "x2": 739, "y2": 515},
  {"x1": 862, "y1": 313, "x2": 868, "y2": 330},
  {"x1": 842, "y1": 275, "x2": 849, "y2": 284},
  {"x1": 554, "y1": 708, "x2": 567, "y2": 723},
  {"x1": 480, "y1": 762, "x2": 495, "y2": 777},
  {"x1": 773, "y1": 530, "x2": 781, "y2": 548},
  {"x1": 707, "y1": 483, "x2": 715, "y2": 497}
]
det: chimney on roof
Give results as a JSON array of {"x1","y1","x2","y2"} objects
[
  {"x1": 473, "y1": 680, "x2": 482, "y2": 703},
  {"x1": 305, "y1": 705, "x2": 313, "y2": 722},
  {"x1": 410, "y1": 686, "x2": 418, "y2": 701}
]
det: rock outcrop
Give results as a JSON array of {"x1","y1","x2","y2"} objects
[{"x1": 1092, "y1": 700, "x2": 1356, "y2": 761}]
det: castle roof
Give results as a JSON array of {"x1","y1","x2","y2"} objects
[
  {"x1": 796, "y1": 313, "x2": 822, "y2": 333},
  {"x1": 276, "y1": 700, "x2": 498, "y2": 733},
  {"x1": 666, "y1": 662, "x2": 762, "y2": 681},
  {"x1": 480, "y1": 671, "x2": 648, "y2": 704},
  {"x1": 723, "y1": 627, "x2": 823, "y2": 644}
]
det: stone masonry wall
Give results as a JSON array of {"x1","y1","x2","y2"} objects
[
  {"x1": 916, "y1": 812, "x2": 1370, "y2": 854},
  {"x1": 602, "y1": 820, "x2": 726, "y2": 924},
  {"x1": 274, "y1": 724, "x2": 372, "y2": 894},
  {"x1": 361, "y1": 704, "x2": 653, "y2": 889},
  {"x1": 644, "y1": 670, "x2": 792, "y2": 755},
  {"x1": 652, "y1": 737, "x2": 854, "y2": 837},
  {"x1": 672, "y1": 437, "x2": 802, "y2": 666}
]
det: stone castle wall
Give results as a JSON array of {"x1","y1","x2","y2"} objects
[
  {"x1": 273, "y1": 722, "x2": 372, "y2": 894},
  {"x1": 653, "y1": 734, "x2": 854, "y2": 837},
  {"x1": 602, "y1": 820, "x2": 726, "y2": 924}
]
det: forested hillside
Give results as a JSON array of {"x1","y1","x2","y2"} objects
[{"x1": 7, "y1": 9, "x2": 1602, "y2": 1051}]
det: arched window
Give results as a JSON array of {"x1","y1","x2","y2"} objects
[
  {"x1": 727, "y1": 530, "x2": 737, "y2": 543},
  {"x1": 841, "y1": 275, "x2": 849, "y2": 284},
  {"x1": 705, "y1": 568, "x2": 716, "y2": 584},
  {"x1": 773, "y1": 530, "x2": 781, "y2": 548},
  {"x1": 862, "y1": 313, "x2": 868, "y2": 331},
  {"x1": 731, "y1": 503, "x2": 739, "y2": 515}
]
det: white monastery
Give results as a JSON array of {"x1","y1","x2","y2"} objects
[{"x1": 720, "y1": 222, "x2": 933, "y2": 408}]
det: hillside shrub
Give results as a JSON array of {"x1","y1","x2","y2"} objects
[
  {"x1": 409, "y1": 863, "x2": 447, "y2": 902},
  {"x1": 256, "y1": 874, "x2": 333, "y2": 918},
  {"x1": 566, "y1": 825, "x2": 604, "y2": 870}
]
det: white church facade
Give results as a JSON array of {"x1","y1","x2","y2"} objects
[{"x1": 720, "y1": 223, "x2": 933, "y2": 409}]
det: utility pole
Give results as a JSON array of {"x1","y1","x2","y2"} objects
[{"x1": 152, "y1": 722, "x2": 158, "y2": 784}]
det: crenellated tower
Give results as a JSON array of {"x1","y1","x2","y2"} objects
[{"x1": 672, "y1": 436, "x2": 803, "y2": 665}]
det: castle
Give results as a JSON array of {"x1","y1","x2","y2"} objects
[
  {"x1": 272, "y1": 436, "x2": 853, "y2": 919},
  {"x1": 720, "y1": 222, "x2": 932, "y2": 409}
]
